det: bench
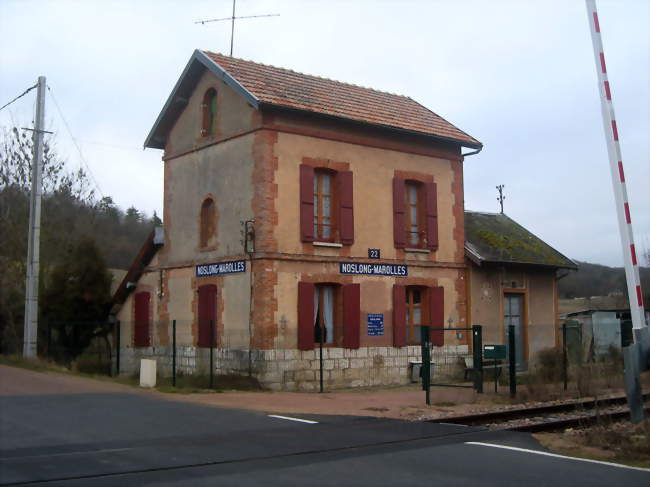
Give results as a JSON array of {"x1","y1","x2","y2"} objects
[{"x1": 464, "y1": 357, "x2": 503, "y2": 381}]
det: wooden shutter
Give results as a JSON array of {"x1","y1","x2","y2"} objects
[
  {"x1": 338, "y1": 170, "x2": 354, "y2": 245},
  {"x1": 134, "y1": 292, "x2": 151, "y2": 347},
  {"x1": 393, "y1": 178, "x2": 406, "y2": 248},
  {"x1": 429, "y1": 286, "x2": 445, "y2": 346},
  {"x1": 424, "y1": 182, "x2": 438, "y2": 251},
  {"x1": 198, "y1": 284, "x2": 217, "y2": 348},
  {"x1": 393, "y1": 285, "x2": 406, "y2": 347},
  {"x1": 299, "y1": 165, "x2": 314, "y2": 242},
  {"x1": 298, "y1": 282, "x2": 315, "y2": 350},
  {"x1": 342, "y1": 284, "x2": 360, "y2": 348}
]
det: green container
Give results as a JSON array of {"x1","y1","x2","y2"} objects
[{"x1": 483, "y1": 344, "x2": 506, "y2": 360}]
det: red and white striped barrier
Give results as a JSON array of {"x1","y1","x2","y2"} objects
[{"x1": 585, "y1": 0, "x2": 646, "y2": 330}]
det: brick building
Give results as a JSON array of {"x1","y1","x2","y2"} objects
[{"x1": 112, "y1": 50, "x2": 483, "y2": 389}]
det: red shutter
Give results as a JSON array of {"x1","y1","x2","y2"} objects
[
  {"x1": 338, "y1": 170, "x2": 354, "y2": 245},
  {"x1": 134, "y1": 292, "x2": 151, "y2": 347},
  {"x1": 393, "y1": 178, "x2": 406, "y2": 248},
  {"x1": 299, "y1": 165, "x2": 314, "y2": 242},
  {"x1": 298, "y1": 282, "x2": 315, "y2": 350},
  {"x1": 198, "y1": 284, "x2": 217, "y2": 348},
  {"x1": 393, "y1": 285, "x2": 406, "y2": 347},
  {"x1": 342, "y1": 284, "x2": 360, "y2": 348},
  {"x1": 429, "y1": 286, "x2": 445, "y2": 346},
  {"x1": 424, "y1": 182, "x2": 438, "y2": 251}
]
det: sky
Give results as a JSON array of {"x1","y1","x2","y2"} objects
[{"x1": 1, "y1": 0, "x2": 648, "y2": 267}]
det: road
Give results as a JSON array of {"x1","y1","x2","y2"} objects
[{"x1": 0, "y1": 365, "x2": 647, "y2": 486}]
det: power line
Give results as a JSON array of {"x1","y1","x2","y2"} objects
[
  {"x1": 46, "y1": 85, "x2": 105, "y2": 199},
  {"x1": 0, "y1": 84, "x2": 38, "y2": 112}
]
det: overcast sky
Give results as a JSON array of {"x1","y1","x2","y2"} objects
[{"x1": 1, "y1": 0, "x2": 648, "y2": 267}]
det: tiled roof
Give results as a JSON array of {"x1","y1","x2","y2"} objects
[
  {"x1": 203, "y1": 51, "x2": 481, "y2": 148},
  {"x1": 465, "y1": 211, "x2": 577, "y2": 269}
]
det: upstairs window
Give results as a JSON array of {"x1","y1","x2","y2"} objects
[
  {"x1": 300, "y1": 164, "x2": 354, "y2": 245},
  {"x1": 406, "y1": 181, "x2": 422, "y2": 247},
  {"x1": 393, "y1": 177, "x2": 438, "y2": 250},
  {"x1": 201, "y1": 88, "x2": 218, "y2": 137},
  {"x1": 314, "y1": 170, "x2": 336, "y2": 241},
  {"x1": 200, "y1": 197, "x2": 217, "y2": 248}
]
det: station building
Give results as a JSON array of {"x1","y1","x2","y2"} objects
[{"x1": 113, "y1": 50, "x2": 487, "y2": 389}]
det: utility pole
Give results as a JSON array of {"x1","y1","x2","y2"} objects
[
  {"x1": 585, "y1": 1, "x2": 648, "y2": 422},
  {"x1": 22, "y1": 76, "x2": 46, "y2": 359},
  {"x1": 195, "y1": 0, "x2": 279, "y2": 57},
  {"x1": 496, "y1": 184, "x2": 505, "y2": 214}
]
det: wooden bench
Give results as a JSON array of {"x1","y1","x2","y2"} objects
[{"x1": 464, "y1": 357, "x2": 503, "y2": 381}]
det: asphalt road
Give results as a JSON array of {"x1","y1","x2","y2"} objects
[{"x1": 0, "y1": 366, "x2": 647, "y2": 486}]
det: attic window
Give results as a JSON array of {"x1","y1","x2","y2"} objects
[{"x1": 201, "y1": 88, "x2": 218, "y2": 136}]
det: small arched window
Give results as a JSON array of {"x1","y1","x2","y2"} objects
[
  {"x1": 200, "y1": 197, "x2": 217, "y2": 248},
  {"x1": 201, "y1": 88, "x2": 218, "y2": 136}
]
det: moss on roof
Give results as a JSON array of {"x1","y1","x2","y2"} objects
[{"x1": 465, "y1": 211, "x2": 577, "y2": 269}]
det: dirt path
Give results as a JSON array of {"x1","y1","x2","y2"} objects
[{"x1": 0, "y1": 365, "x2": 487, "y2": 419}]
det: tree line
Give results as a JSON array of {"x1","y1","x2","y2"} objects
[
  {"x1": 0, "y1": 126, "x2": 158, "y2": 358},
  {"x1": 558, "y1": 260, "x2": 650, "y2": 301}
]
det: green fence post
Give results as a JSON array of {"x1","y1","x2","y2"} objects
[
  {"x1": 472, "y1": 325, "x2": 483, "y2": 393},
  {"x1": 116, "y1": 321, "x2": 120, "y2": 376},
  {"x1": 508, "y1": 324, "x2": 516, "y2": 397},
  {"x1": 209, "y1": 319, "x2": 214, "y2": 389},
  {"x1": 172, "y1": 320, "x2": 177, "y2": 388},
  {"x1": 421, "y1": 326, "x2": 431, "y2": 405},
  {"x1": 562, "y1": 322, "x2": 568, "y2": 391}
]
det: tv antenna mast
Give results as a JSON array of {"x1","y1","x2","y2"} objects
[{"x1": 195, "y1": 0, "x2": 280, "y2": 56}]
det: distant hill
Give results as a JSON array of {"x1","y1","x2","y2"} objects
[{"x1": 559, "y1": 260, "x2": 650, "y2": 301}]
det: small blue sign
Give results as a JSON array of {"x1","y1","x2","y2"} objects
[
  {"x1": 196, "y1": 260, "x2": 246, "y2": 277},
  {"x1": 339, "y1": 262, "x2": 407, "y2": 277},
  {"x1": 368, "y1": 314, "x2": 384, "y2": 336}
]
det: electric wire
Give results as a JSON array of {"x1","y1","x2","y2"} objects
[
  {"x1": 0, "y1": 84, "x2": 38, "y2": 112},
  {"x1": 45, "y1": 85, "x2": 105, "y2": 199}
]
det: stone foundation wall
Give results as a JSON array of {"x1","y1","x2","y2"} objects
[{"x1": 116, "y1": 345, "x2": 469, "y2": 390}]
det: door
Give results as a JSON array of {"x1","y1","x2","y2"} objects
[
  {"x1": 198, "y1": 285, "x2": 217, "y2": 348},
  {"x1": 504, "y1": 293, "x2": 525, "y2": 371}
]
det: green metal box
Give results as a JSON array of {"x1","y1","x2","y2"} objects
[{"x1": 483, "y1": 344, "x2": 506, "y2": 360}]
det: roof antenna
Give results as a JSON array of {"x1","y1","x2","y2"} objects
[
  {"x1": 496, "y1": 184, "x2": 505, "y2": 214},
  {"x1": 194, "y1": 0, "x2": 280, "y2": 57}
]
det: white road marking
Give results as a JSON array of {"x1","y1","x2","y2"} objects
[
  {"x1": 268, "y1": 414, "x2": 318, "y2": 424},
  {"x1": 465, "y1": 441, "x2": 650, "y2": 472}
]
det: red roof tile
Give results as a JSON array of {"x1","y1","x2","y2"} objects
[{"x1": 203, "y1": 51, "x2": 481, "y2": 148}]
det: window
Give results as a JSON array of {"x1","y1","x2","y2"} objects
[
  {"x1": 393, "y1": 177, "x2": 438, "y2": 250},
  {"x1": 393, "y1": 285, "x2": 444, "y2": 347},
  {"x1": 134, "y1": 292, "x2": 151, "y2": 347},
  {"x1": 406, "y1": 286, "x2": 427, "y2": 344},
  {"x1": 314, "y1": 284, "x2": 336, "y2": 344},
  {"x1": 313, "y1": 170, "x2": 336, "y2": 241},
  {"x1": 201, "y1": 88, "x2": 218, "y2": 137},
  {"x1": 300, "y1": 164, "x2": 354, "y2": 244},
  {"x1": 298, "y1": 282, "x2": 360, "y2": 350},
  {"x1": 405, "y1": 181, "x2": 422, "y2": 247},
  {"x1": 199, "y1": 197, "x2": 216, "y2": 248}
]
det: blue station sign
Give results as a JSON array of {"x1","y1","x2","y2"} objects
[
  {"x1": 196, "y1": 260, "x2": 246, "y2": 277},
  {"x1": 339, "y1": 262, "x2": 408, "y2": 277}
]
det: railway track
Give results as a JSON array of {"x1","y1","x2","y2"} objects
[{"x1": 430, "y1": 394, "x2": 650, "y2": 432}]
